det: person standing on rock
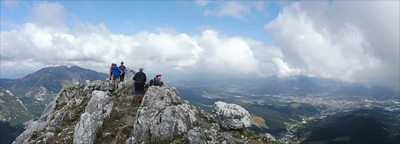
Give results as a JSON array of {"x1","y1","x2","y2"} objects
[
  {"x1": 133, "y1": 67, "x2": 146, "y2": 103},
  {"x1": 109, "y1": 63, "x2": 114, "y2": 81},
  {"x1": 119, "y1": 62, "x2": 127, "y2": 82},
  {"x1": 111, "y1": 64, "x2": 123, "y2": 90}
]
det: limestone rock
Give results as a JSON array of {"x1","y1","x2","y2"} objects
[
  {"x1": 73, "y1": 91, "x2": 113, "y2": 144},
  {"x1": 213, "y1": 101, "x2": 251, "y2": 130},
  {"x1": 132, "y1": 85, "x2": 195, "y2": 143},
  {"x1": 130, "y1": 85, "x2": 256, "y2": 144}
]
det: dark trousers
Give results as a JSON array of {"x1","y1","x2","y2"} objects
[{"x1": 120, "y1": 73, "x2": 125, "y2": 82}]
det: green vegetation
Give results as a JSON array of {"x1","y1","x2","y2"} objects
[
  {"x1": 295, "y1": 109, "x2": 400, "y2": 144},
  {"x1": 55, "y1": 128, "x2": 62, "y2": 134},
  {"x1": 54, "y1": 102, "x2": 67, "y2": 111},
  {"x1": 30, "y1": 131, "x2": 40, "y2": 141},
  {"x1": 122, "y1": 126, "x2": 133, "y2": 136},
  {"x1": 0, "y1": 122, "x2": 24, "y2": 144}
]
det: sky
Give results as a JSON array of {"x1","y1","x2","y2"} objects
[{"x1": 1, "y1": 0, "x2": 399, "y2": 91}]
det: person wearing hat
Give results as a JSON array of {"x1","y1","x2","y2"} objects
[{"x1": 119, "y1": 62, "x2": 127, "y2": 82}]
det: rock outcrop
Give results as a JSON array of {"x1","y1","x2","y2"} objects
[
  {"x1": 213, "y1": 101, "x2": 252, "y2": 130},
  {"x1": 14, "y1": 79, "x2": 280, "y2": 144},
  {"x1": 126, "y1": 85, "x2": 258, "y2": 144},
  {"x1": 73, "y1": 91, "x2": 113, "y2": 144},
  {"x1": 13, "y1": 80, "x2": 119, "y2": 144}
]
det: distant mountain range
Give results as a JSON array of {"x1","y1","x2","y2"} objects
[
  {"x1": 0, "y1": 65, "x2": 109, "y2": 117},
  {"x1": 168, "y1": 74, "x2": 400, "y2": 101}
]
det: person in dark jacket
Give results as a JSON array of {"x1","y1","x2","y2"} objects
[
  {"x1": 148, "y1": 75, "x2": 163, "y2": 88},
  {"x1": 133, "y1": 67, "x2": 146, "y2": 103},
  {"x1": 109, "y1": 63, "x2": 114, "y2": 80},
  {"x1": 119, "y1": 62, "x2": 127, "y2": 82}
]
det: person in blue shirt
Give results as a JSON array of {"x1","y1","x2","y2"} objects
[
  {"x1": 119, "y1": 62, "x2": 127, "y2": 82},
  {"x1": 111, "y1": 64, "x2": 122, "y2": 90}
]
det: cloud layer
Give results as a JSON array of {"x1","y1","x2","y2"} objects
[
  {"x1": 265, "y1": 1, "x2": 399, "y2": 90},
  {"x1": 1, "y1": 1, "x2": 399, "y2": 91},
  {"x1": 1, "y1": 1, "x2": 272, "y2": 77}
]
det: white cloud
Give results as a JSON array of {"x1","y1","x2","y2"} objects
[
  {"x1": 265, "y1": 1, "x2": 400, "y2": 90},
  {"x1": 272, "y1": 57, "x2": 301, "y2": 77},
  {"x1": 30, "y1": 2, "x2": 69, "y2": 32},
  {"x1": 195, "y1": 0, "x2": 209, "y2": 7},
  {"x1": 204, "y1": 1, "x2": 251, "y2": 20},
  {"x1": 201, "y1": 1, "x2": 272, "y2": 20},
  {"x1": 1, "y1": 22, "x2": 266, "y2": 77}
]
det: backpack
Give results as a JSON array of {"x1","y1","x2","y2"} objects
[
  {"x1": 134, "y1": 72, "x2": 145, "y2": 84},
  {"x1": 112, "y1": 66, "x2": 120, "y2": 77},
  {"x1": 148, "y1": 78, "x2": 154, "y2": 88}
]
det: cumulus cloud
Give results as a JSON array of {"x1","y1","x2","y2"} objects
[
  {"x1": 1, "y1": 23, "x2": 268, "y2": 77},
  {"x1": 204, "y1": 1, "x2": 252, "y2": 20},
  {"x1": 30, "y1": 2, "x2": 69, "y2": 32},
  {"x1": 265, "y1": 1, "x2": 399, "y2": 90},
  {"x1": 1, "y1": 2, "x2": 277, "y2": 78}
]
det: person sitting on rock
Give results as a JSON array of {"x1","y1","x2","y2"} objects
[
  {"x1": 147, "y1": 75, "x2": 164, "y2": 88},
  {"x1": 133, "y1": 67, "x2": 146, "y2": 103},
  {"x1": 111, "y1": 64, "x2": 123, "y2": 90}
]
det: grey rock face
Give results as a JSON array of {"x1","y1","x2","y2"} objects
[
  {"x1": 263, "y1": 133, "x2": 277, "y2": 142},
  {"x1": 13, "y1": 81, "x2": 117, "y2": 144},
  {"x1": 213, "y1": 101, "x2": 251, "y2": 130},
  {"x1": 84, "y1": 80, "x2": 112, "y2": 92},
  {"x1": 12, "y1": 119, "x2": 48, "y2": 144},
  {"x1": 130, "y1": 85, "x2": 256, "y2": 144},
  {"x1": 132, "y1": 85, "x2": 195, "y2": 143},
  {"x1": 73, "y1": 90, "x2": 113, "y2": 144},
  {"x1": 187, "y1": 130, "x2": 206, "y2": 144},
  {"x1": 13, "y1": 88, "x2": 68, "y2": 144}
]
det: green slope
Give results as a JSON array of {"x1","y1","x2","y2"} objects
[
  {"x1": 0, "y1": 87, "x2": 34, "y2": 125},
  {"x1": 295, "y1": 109, "x2": 400, "y2": 144}
]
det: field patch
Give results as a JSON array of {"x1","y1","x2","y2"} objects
[{"x1": 251, "y1": 115, "x2": 268, "y2": 129}]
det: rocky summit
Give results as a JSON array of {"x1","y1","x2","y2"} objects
[{"x1": 13, "y1": 79, "x2": 280, "y2": 144}]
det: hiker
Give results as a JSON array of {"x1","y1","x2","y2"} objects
[
  {"x1": 147, "y1": 75, "x2": 164, "y2": 88},
  {"x1": 133, "y1": 67, "x2": 146, "y2": 102},
  {"x1": 109, "y1": 63, "x2": 114, "y2": 80},
  {"x1": 119, "y1": 62, "x2": 127, "y2": 82},
  {"x1": 111, "y1": 64, "x2": 123, "y2": 90}
]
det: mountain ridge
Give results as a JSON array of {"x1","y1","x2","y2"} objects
[
  {"x1": 0, "y1": 65, "x2": 109, "y2": 117},
  {"x1": 13, "y1": 80, "x2": 280, "y2": 144}
]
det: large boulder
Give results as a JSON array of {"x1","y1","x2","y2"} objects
[
  {"x1": 73, "y1": 91, "x2": 113, "y2": 144},
  {"x1": 131, "y1": 85, "x2": 197, "y2": 143},
  {"x1": 213, "y1": 101, "x2": 251, "y2": 130}
]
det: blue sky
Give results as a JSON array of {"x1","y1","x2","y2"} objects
[
  {"x1": 1, "y1": 0, "x2": 399, "y2": 91},
  {"x1": 1, "y1": 0, "x2": 280, "y2": 45}
]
